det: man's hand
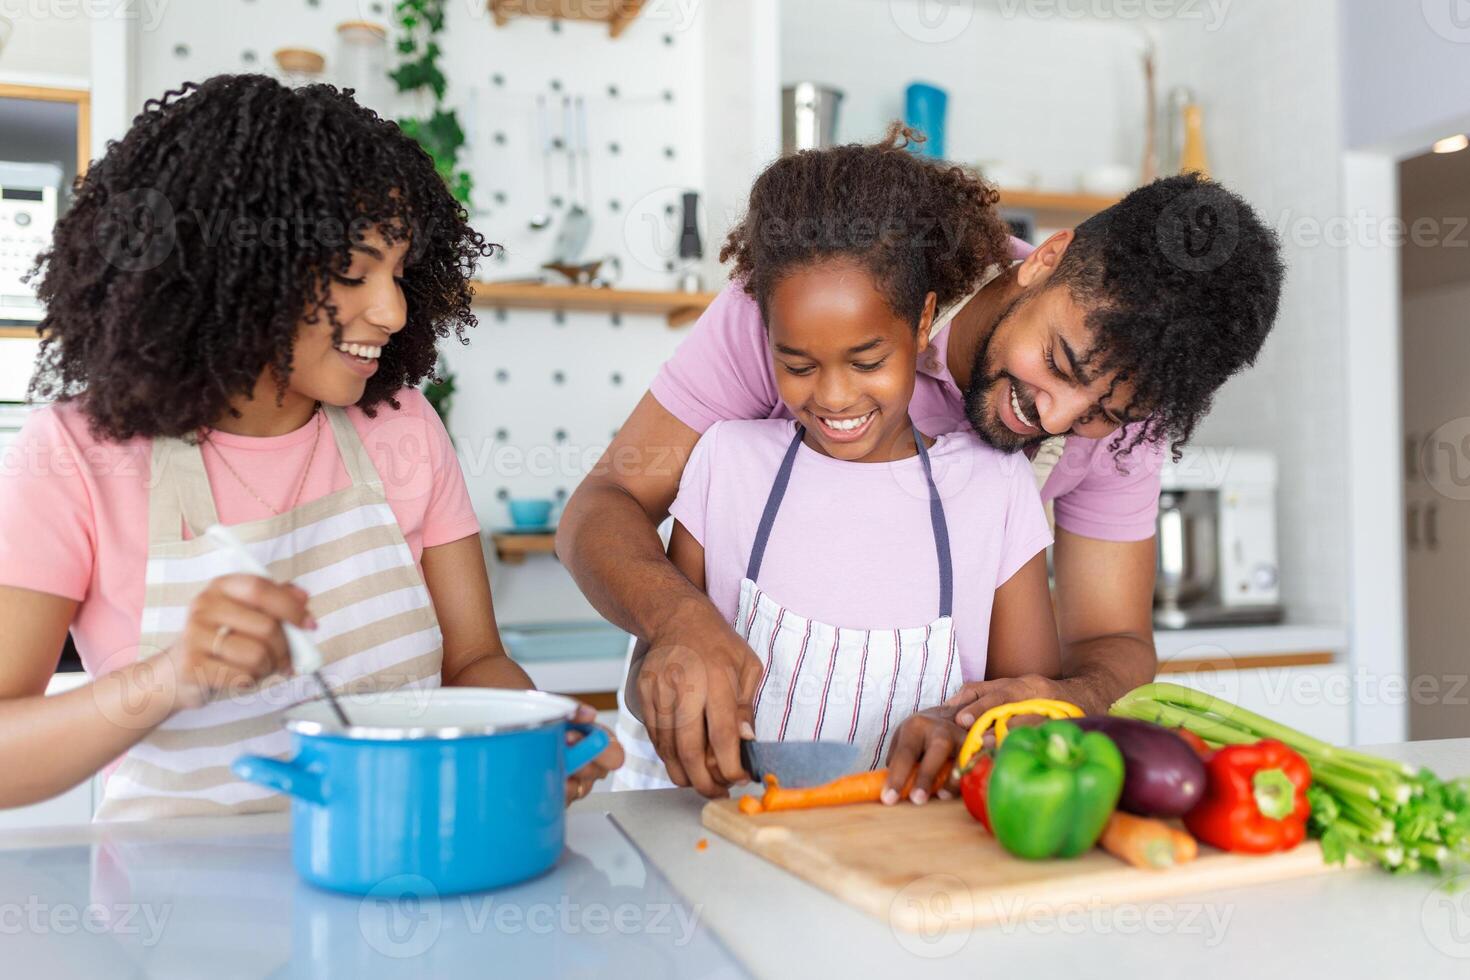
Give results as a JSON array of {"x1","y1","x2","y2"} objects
[
  {"x1": 942, "y1": 674, "x2": 1072, "y2": 727},
  {"x1": 637, "y1": 603, "x2": 762, "y2": 798},
  {"x1": 882, "y1": 706, "x2": 969, "y2": 806}
]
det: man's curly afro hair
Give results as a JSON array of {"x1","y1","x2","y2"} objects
[
  {"x1": 29, "y1": 73, "x2": 496, "y2": 441},
  {"x1": 720, "y1": 123, "x2": 1012, "y2": 326},
  {"x1": 1047, "y1": 172, "x2": 1284, "y2": 455}
]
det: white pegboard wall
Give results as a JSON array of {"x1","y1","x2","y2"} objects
[
  {"x1": 441, "y1": 304, "x2": 688, "y2": 528},
  {"x1": 131, "y1": 0, "x2": 714, "y2": 291}
]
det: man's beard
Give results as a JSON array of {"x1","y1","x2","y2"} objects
[{"x1": 961, "y1": 295, "x2": 1048, "y2": 454}]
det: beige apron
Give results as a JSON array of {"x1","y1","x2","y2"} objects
[
  {"x1": 614, "y1": 425, "x2": 962, "y2": 790},
  {"x1": 94, "y1": 406, "x2": 444, "y2": 821}
]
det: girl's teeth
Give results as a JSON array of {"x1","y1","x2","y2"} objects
[
  {"x1": 822, "y1": 412, "x2": 873, "y2": 431},
  {"x1": 337, "y1": 343, "x2": 381, "y2": 359}
]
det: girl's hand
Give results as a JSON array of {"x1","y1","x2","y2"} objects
[
  {"x1": 160, "y1": 574, "x2": 314, "y2": 712},
  {"x1": 882, "y1": 706, "x2": 969, "y2": 806},
  {"x1": 565, "y1": 703, "x2": 624, "y2": 805}
]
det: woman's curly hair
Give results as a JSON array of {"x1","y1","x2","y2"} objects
[
  {"x1": 29, "y1": 73, "x2": 495, "y2": 441},
  {"x1": 720, "y1": 123, "x2": 1011, "y2": 326}
]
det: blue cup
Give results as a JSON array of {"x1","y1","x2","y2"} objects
[
  {"x1": 508, "y1": 498, "x2": 554, "y2": 528},
  {"x1": 905, "y1": 82, "x2": 948, "y2": 159}
]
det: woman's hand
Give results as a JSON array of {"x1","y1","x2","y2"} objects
[
  {"x1": 565, "y1": 703, "x2": 624, "y2": 805},
  {"x1": 882, "y1": 706, "x2": 970, "y2": 805},
  {"x1": 159, "y1": 574, "x2": 313, "y2": 713}
]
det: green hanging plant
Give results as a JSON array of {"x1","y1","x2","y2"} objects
[{"x1": 391, "y1": 0, "x2": 473, "y2": 204}]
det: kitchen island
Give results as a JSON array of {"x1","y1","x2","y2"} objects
[{"x1": 1, "y1": 738, "x2": 1467, "y2": 978}]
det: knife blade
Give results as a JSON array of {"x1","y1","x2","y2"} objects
[{"x1": 739, "y1": 740, "x2": 860, "y2": 788}]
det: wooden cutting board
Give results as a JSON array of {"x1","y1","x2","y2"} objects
[{"x1": 702, "y1": 798, "x2": 1346, "y2": 932}]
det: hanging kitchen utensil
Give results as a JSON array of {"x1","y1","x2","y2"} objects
[
  {"x1": 528, "y1": 94, "x2": 553, "y2": 230},
  {"x1": 677, "y1": 191, "x2": 703, "y2": 292},
  {"x1": 576, "y1": 95, "x2": 592, "y2": 208},
  {"x1": 547, "y1": 93, "x2": 592, "y2": 266}
]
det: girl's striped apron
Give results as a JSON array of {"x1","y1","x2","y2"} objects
[
  {"x1": 94, "y1": 406, "x2": 444, "y2": 821},
  {"x1": 614, "y1": 425, "x2": 961, "y2": 789}
]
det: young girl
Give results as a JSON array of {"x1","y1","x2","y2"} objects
[
  {"x1": 613, "y1": 127, "x2": 1061, "y2": 795},
  {"x1": 0, "y1": 75, "x2": 619, "y2": 818}
]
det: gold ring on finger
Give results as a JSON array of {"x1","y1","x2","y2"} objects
[{"x1": 212, "y1": 624, "x2": 232, "y2": 656}]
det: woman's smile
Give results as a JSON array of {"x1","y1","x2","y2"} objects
[{"x1": 334, "y1": 340, "x2": 383, "y2": 379}]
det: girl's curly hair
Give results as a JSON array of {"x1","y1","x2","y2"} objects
[
  {"x1": 29, "y1": 73, "x2": 495, "y2": 441},
  {"x1": 719, "y1": 123, "x2": 1011, "y2": 326}
]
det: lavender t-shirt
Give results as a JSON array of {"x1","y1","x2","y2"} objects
[
  {"x1": 671, "y1": 420, "x2": 1052, "y2": 681},
  {"x1": 650, "y1": 276, "x2": 1165, "y2": 543}
]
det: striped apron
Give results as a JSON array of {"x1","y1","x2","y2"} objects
[
  {"x1": 614, "y1": 425, "x2": 961, "y2": 789},
  {"x1": 94, "y1": 406, "x2": 444, "y2": 821}
]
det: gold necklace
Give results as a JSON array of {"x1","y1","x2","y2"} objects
[{"x1": 202, "y1": 407, "x2": 323, "y2": 516}]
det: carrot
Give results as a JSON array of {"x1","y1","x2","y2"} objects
[
  {"x1": 1099, "y1": 811, "x2": 1199, "y2": 869},
  {"x1": 739, "y1": 763, "x2": 949, "y2": 814}
]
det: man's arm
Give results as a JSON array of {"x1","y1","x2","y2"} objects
[
  {"x1": 943, "y1": 529, "x2": 1158, "y2": 724},
  {"x1": 557, "y1": 393, "x2": 761, "y2": 796},
  {"x1": 1048, "y1": 528, "x2": 1158, "y2": 714}
]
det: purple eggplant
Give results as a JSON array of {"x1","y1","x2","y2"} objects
[{"x1": 1075, "y1": 716, "x2": 1206, "y2": 817}]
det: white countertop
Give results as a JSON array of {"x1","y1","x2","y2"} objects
[{"x1": 3, "y1": 738, "x2": 1468, "y2": 978}]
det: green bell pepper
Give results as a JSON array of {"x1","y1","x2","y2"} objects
[{"x1": 987, "y1": 719, "x2": 1125, "y2": 860}]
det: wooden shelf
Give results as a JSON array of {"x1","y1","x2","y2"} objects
[
  {"x1": 488, "y1": 0, "x2": 645, "y2": 37},
  {"x1": 0, "y1": 327, "x2": 41, "y2": 340},
  {"x1": 491, "y1": 532, "x2": 557, "y2": 565},
  {"x1": 997, "y1": 188, "x2": 1124, "y2": 217},
  {"x1": 471, "y1": 281, "x2": 717, "y2": 328}
]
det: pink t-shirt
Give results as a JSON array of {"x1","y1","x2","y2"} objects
[
  {"x1": 651, "y1": 279, "x2": 1165, "y2": 543},
  {"x1": 670, "y1": 419, "x2": 1053, "y2": 681},
  {"x1": 0, "y1": 389, "x2": 480, "y2": 675}
]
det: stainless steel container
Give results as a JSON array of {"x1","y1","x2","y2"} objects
[
  {"x1": 782, "y1": 83, "x2": 844, "y2": 155},
  {"x1": 1155, "y1": 490, "x2": 1219, "y2": 628}
]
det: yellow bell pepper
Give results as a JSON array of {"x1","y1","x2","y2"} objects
[{"x1": 955, "y1": 698, "x2": 1083, "y2": 770}]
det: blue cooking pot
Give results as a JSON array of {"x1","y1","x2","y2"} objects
[{"x1": 233, "y1": 688, "x2": 608, "y2": 896}]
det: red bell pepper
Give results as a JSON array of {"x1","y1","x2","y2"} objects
[
  {"x1": 1183, "y1": 739, "x2": 1312, "y2": 853},
  {"x1": 959, "y1": 753, "x2": 994, "y2": 831}
]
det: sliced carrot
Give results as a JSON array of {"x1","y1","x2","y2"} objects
[
  {"x1": 739, "y1": 763, "x2": 950, "y2": 814},
  {"x1": 1099, "y1": 811, "x2": 1199, "y2": 869}
]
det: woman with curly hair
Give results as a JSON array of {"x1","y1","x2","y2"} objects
[
  {"x1": 611, "y1": 126, "x2": 1060, "y2": 792},
  {"x1": 0, "y1": 74, "x2": 619, "y2": 817}
]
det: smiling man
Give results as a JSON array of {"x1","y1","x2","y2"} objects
[{"x1": 560, "y1": 171, "x2": 1284, "y2": 797}]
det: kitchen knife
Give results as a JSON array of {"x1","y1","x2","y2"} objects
[{"x1": 739, "y1": 740, "x2": 860, "y2": 788}]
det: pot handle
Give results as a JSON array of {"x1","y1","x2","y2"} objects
[
  {"x1": 233, "y1": 755, "x2": 325, "y2": 805},
  {"x1": 565, "y1": 721, "x2": 610, "y2": 775}
]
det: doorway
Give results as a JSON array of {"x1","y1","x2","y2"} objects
[{"x1": 1400, "y1": 142, "x2": 1470, "y2": 740}]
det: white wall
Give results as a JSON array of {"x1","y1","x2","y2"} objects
[
  {"x1": 1155, "y1": 0, "x2": 1348, "y2": 629},
  {"x1": 1340, "y1": 0, "x2": 1470, "y2": 152},
  {"x1": 781, "y1": 0, "x2": 1150, "y2": 190},
  {"x1": 0, "y1": 7, "x2": 89, "y2": 80}
]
